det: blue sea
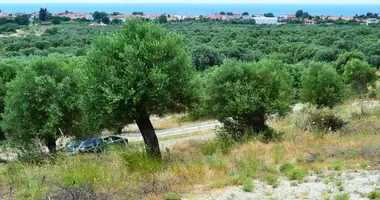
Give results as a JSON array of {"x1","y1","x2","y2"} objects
[{"x1": 1, "y1": 4, "x2": 380, "y2": 16}]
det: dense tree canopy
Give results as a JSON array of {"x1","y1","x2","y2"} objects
[
  {"x1": 1, "y1": 57, "x2": 83, "y2": 152},
  {"x1": 206, "y1": 59, "x2": 293, "y2": 134},
  {"x1": 300, "y1": 62, "x2": 346, "y2": 108},
  {"x1": 82, "y1": 20, "x2": 196, "y2": 157}
]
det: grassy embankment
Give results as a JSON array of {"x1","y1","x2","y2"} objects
[{"x1": 1, "y1": 98, "x2": 380, "y2": 200}]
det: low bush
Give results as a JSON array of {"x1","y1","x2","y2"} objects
[
  {"x1": 329, "y1": 160, "x2": 344, "y2": 171},
  {"x1": 368, "y1": 188, "x2": 380, "y2": 199},
  {"x1": 263, "y1": 173, "x2": 279, "y2": 186},
  {"x1": 241, "y1": 179, "x2": 254, "y2": 192},
  {"x1": 334, "y1": 193, "x2": 350, "y2": 200},
  {"x1": 229, "y1": 173, "x2": 246, "y2": 185},
  {"x1": 360, "y1": 161, "x2": 369, "y2": 168},
  {"x1": 279, "y1": 162, "x2": 294, "y2": 173},
  {"x1": 295, "y1": 105, "x2": 345, "y2": 132},
  {"x1": 286, "y1": 168, "x2": 306, "y2": 180}
]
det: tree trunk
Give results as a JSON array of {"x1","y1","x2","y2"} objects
[
  {"x1": 45, "y1": 135, "x2": 57, "y2": 154},
  {"x1": 136, "y1": 114, "x2": 161, "y2": 158},
  {"x1": 248, "y1": 115, "x2": 267, "y2": 133},
  {"x1": 0, "y1": 131, "x2": 5, "y2": 141},
  {"x1": 360, "y1": 89, "x2": 364, "y2": 116}
]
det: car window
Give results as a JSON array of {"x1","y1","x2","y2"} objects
[{"x1": 111, "y1": 136, "x2": 120, "y2": 141}]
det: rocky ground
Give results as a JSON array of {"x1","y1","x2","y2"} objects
[{"x1": 184, "y1": 170, "x2": 380, "y2": 200}]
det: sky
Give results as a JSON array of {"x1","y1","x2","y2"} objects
[{"x1": 2, "y1": 0, "x2": 380, "y2": 4}]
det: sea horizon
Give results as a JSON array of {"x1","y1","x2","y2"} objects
[{"x1": 1, "y1": 3, "x2": 380, "y2": 16}]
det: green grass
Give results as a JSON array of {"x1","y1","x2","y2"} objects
[
  {"x1": 329, "y1": 160, "x2": 344, "y2": 171},
  {"x1": 241, "y1": 179, "x2": 254, "y2": 192},
  {"x1": 165, "y1": 192, "x2": 180, "y2": 200},
  {"x1": 333, "y1": 193, "x2": 350, "y2": 200},
  {"x1": 286, "y1": 168, "x2": 306, "y2": 180},
  {"x1": 211, "y1": 179, "x2": 228, "y2": 188},
  {"x1": 368, "y1": 188, "x2": 380, "y2": 199},
  {"x1": 360, "y1": 161, "x2": 369, "y2": 169},
  {"x1": 229, "y1": 173, "x2": 246, "y2": 185},
  {"x1": 264, "y1": 173, "x2": 279, "y2": 186},
  {"x1": 279, "y1": 162, "x2": 294, "y2": 173}
]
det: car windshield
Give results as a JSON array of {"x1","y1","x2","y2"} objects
[{"x1": 67, "y1": 140, "x2": 82, "y2": 148}]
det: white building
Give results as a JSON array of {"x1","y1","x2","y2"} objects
[
  {"x1": 367, "y1": 18, "x2": 379, "y2": 25},
  {"x1": 253, "y1": 16, "x2": 278, "y2": 25}
]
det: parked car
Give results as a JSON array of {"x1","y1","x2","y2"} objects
[
  {"x1": 66, "y1": 139, "x2": 84, "y2": 156},
  {"x1": 66, "y1": 136, "x2": 129, "y2": 155}
]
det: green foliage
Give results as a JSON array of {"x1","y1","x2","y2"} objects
[
  {"x1": 1, "y1": 57, "x2": 83, "y2": 152},
  {"x1": 206, "y1": 59, "x2": 293, "y2": 139},
  {"x1": 286, "y1": 168, "x2": 306, "y2": 180},
  {"x1": 14, "y1": 14, "x2": 30, "y2": 25},
  {"x1": 343, "y1": 59, "x2": 377, "y2": 95},
  {"x1": 296, "y1": 10, "x2": 304, "y2": 18},
  {"x1": 165, "y1": 192, "x2": 180, "y2": 200},
  {"x1": 334, "y1": 193, "x2": 350, "y2": 200},
  {"x1": 82, "y1": 20, "x2": 196, "y2": 132},
  {"x1": 120, "y1": 149, "x2": 162, "y2": 173},
  {"x1": 360, "y1": 161, "x2": 369, "y2": 168},
  {"x1": 279, "y1": 162, "x2": 294, "y2": 173},
  {"x1": 51, "y1": 19, "x2": 61, "y2": 25},
  {"x1": 329, "y1": 160, "x2": 344, "y2": 171},
  {"x1": 92, "y1": 11, "x2": 108, "y2": 22},
  {"x1": 229, "y1": 173, "x2": 246, "y2": 185},
  {"x1": 158, "y1": 14, "x2": 168, "y2": 23},
  {"x1": 191, "y1": 45, "x2": 223, "y2": 71},
  {"x1": 263, "y1": 173, "x2": 279, "y2": 186},
  {"x1": 335, "y1": 51, "x2": 365, "y2": 74},
  {"x1": 300, "y1": 62, "x2": 346, "y2": 108},
  {"x1": 111, "y1": 18, "x2": 123, "y2": 25},
  {"x1": 241, "y1": 179, "x2": 254, "y2": 192},
  {"x1": 368, "y1": 188, "x2": 380, "y2": 199}
]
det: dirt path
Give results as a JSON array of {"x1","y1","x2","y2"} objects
[{"x1": 184, "y1": 170, "x2": 380, "y2": 200}]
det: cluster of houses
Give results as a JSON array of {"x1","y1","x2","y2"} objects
[{"x1": 0, "y1": 11, "x2": 378, "y2": 26}]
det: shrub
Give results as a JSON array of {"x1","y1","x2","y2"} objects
[
  {"x1": 295, "y1": 105, "x2": 345, "y2": 132},
  {"x1": 229, "y1": 173, "x2": 246, "y2": 185},
  {"x1": 1, "y1": 57, "x2": 84, "y2": 153},
  {"x1": 241, "y1": 179, "x2": 254, "y2": 192},
  {"x1": 279, "y1": 162, "x2": 294, "y2": 173},
  {"x1": 334, "y1": 193, "x2": 350, "y2": 200},
  {"x1": 329, "y1": 160, "x2": 344, "y2": 171},
  {"x1": 287, "y1": 168, "x2": 306, "y2": 180},
  {"x1": 368, "y1": 188, "x2": 380, "y2": 199},
  {"x1": 206, "y1": 59, "x2": 293, "y2": 142},
  {"x1": 360, "y1": 161, "x2": 369, "y2": 169},
  {"x1": 264, "y1": 173, "x2": 279, "y2": 186},
  {"x1": 300, "y1": 62, "x2": 346, "y2": 108}
]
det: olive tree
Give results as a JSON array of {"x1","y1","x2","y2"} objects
[
  {"x1": 191, "y1": 45, "x2": 223, "y2": 71},
  {"x1": 300, "y1": 62, "x2": 346, "y2": 108},
  {"x1": 343, "y1": 59, "x2": 377, "y2": 115},
  {"x1": 82, "y1": 20, "x2": 196, "y2": 158},
  {"x1": 205, "y1": 59, "x2": 293, "y2": 137},
  {"x1": 1, "y1": 57, "x2": 82, "y2": 152},
  {"x1": 335, "y1": 51, "x2": 365, "y2": 74},
  {"x1": 0, "y1": 61, "x2": 17, "y2": 140}
]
